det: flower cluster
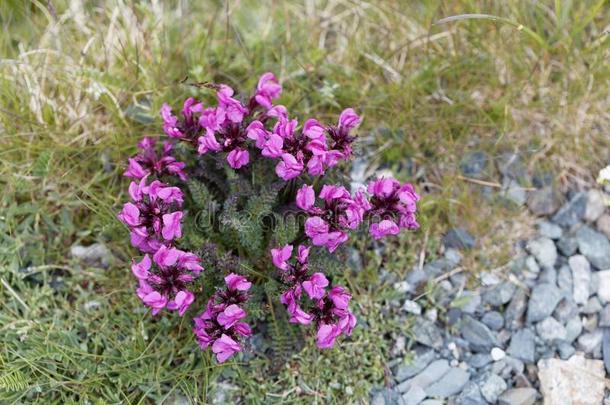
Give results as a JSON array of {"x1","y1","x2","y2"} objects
[
  {"x1": 271, "y1": 244, "x2": 356, "y2": 348},
  {"x1": 119, "y1": 72, "x2": 420, "y2": 362},
  {"x1": 192, "y1": 274, "x2": 253, "y2": 362}
]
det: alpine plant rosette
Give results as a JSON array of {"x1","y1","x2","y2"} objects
[{"x1": 118, "y1": 72, "x2": 420, "y2": 363}]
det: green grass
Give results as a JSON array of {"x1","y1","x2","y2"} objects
[{"x1": 1, "y1": 0, "x2": 609, "y2": 402}]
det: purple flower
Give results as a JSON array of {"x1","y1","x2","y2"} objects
[
  {"x1": 261, "y1": 134, "x2": 284, "y2": 158},
  {"x1": 302, "y1": 272, "x2": 329, "y2": 300},
  {"x1": 325, "y1": 108, "x2": 360, "y2": 164},
  {"x1": 327, "y1": 285, "x2": 351, "y2": 310},
  {"x1": 254, "y1": 72, "x2": 282, "y2": 109},
  {"x1": 225, "y1": 273, "x2": 252, "y2": 291},
  {"x1": 130, "y1": 245, "x2": 202, "y2": 315},
  {"x1": 160, "y1": 98, "x2": 204, "y2": 141},
  {"x1": 226, "y1": 148, "x2": 249, "y2": 169},
  {"x1": 296, "y1": 184, "x2": 315, "y2": 211},
  {"x1": 275, "y1": 153, "x2": 304, "y2": 180},
  {"x1": 123, "y1": 137, "x2": 187, "y2": 181},
  {"x1": 217, "y1": 304, "x2": 247, "y2": 329},
  {"x1": 316, "y1": 323, "x2": 341, "y2": 349},
  {"x1": 338, "y1": 108, "x2": 361, "y2": 130},
  {"x1": 246, "y1": 120, "x2": 270, "y2": 148},
  {"x1": 365, "y1": 177, "x2": 420, "y2": 239},
  {"x1": 217, "y1": 85, "x2": 248, "y2": 123},
  {"x1": 212, "y1": 334, "x2": 242, "y2": 363},
  {"x1": 118, "y1": 179, "x2": 185, "y2": 253}
]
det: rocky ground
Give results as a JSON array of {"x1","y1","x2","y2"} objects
[{"x1": 370, "y1": 185, "x2": 610, "y2": 405}]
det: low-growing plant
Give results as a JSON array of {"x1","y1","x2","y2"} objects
[{"x1": 118, "y1": 73, "x2": 420, "y2": 363}]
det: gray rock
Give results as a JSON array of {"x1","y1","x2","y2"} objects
[
  {"x1": 526, "y1": 283, "x2": 563, "y2": 323},
  {"x1": 502, "y1": 179, "x2": 528, "y2": 206},
  {"x1": 582, "y1": 296, "x2": 602, "y2": 314},
  {"x1": 578, "y1": 330, "x2": 603, "y2": 354},
  {"x1": 556, "y1": 265, "x2": 573, "y2": 296},
  {"x1": 479, "y1": 373, "x2": 507, "y2": 403},
  {"x1": 537, "y1": 267, "x2": 557, "y2": 285},
  {"x1": 402, "y1": 385, "x2": 425, "y2": 405},
  {"x1": 468, "y1": 353, "x2": 493, "y2": 368},
  {"x1": 371, "y1": 388, "x2": 405, "y2": 405},
  {"x1": 538, "y1": 221, "x2": 563, "y2": 239},
  {"x1": 497, "y1": 388, "x2": 538, "y2": 405},
  {"x1": 481, "y1": 311, "x2": 504, "y2": 331},
  {"x1": 412, "y1": 318, "x2": 443, "y2": 350},
  {"x1": 498, "y1": 152, "x2": 528, "y2": 181},
  {"x1": 443, "y1": 227, "x2": 476, "y2": 250},
  {"x1": 507, "y1": 329, "x2": 536, "y2": 364},
  {"x1": 424, "y1": 367, "x2": 470, "y2": 398},
  {"x1": 460, "y1": 316, "x2": 498, "y2": 351},
  {"x1": 526, "y1": 237, "x2": 557, "y2": 269},
  {"x1": 557, "y1": 235, "x2": 579, "y2": 256},
  {"x1": 527, "y1": 187, "x2": 561, "y2": 216},
  {"x1": 569, "y1": 255, "x2": 591, "y2": 305},
  {"x1": 576, "y1": 226, "x2": 610, "y2": 270},
  {"x1": 419, "y1": 401, "x2": 443, "y2": 405},
  {"x1": 565, "y1": 316, "x2": 583, "y2": 343},
  {"x1": 557, "y1": 341, "x2": 576, "y2": 360},
  {"x1": 398, "y1": 360, "x2": 450, "y2": 393},
  {"x1": 599, "y1": 305, "x2": 610, "y2": 327},
  {"x1": 505, "y1": 288, "x2": 528, "y2": 330},
  {"x1": 458, "y1": 291, "x2": 481, "y2": 315},
  {"x1": 482, "y1": 283, "x2": 516, "y2": 307},
  {"x1": 597, "y1": 214, "x2": 610, "y2": 239},
  {"x1": 603, "y1": 328, "x2": 610, "y2": 374},
  {"x1": 70, "y1": 243, "x2": 112, "y2": 268},
  {"x1": 585, "y1": 189, "x2": 606, "y2": 223},
  {"x1": 456, "y1": 381, "x2": 486, "y2": 405},
  {"x1": 582, "y1": 314, "x2": 599, "y2": 333},
  {"x1": 552, "y1": 192, "x2": 587, "y2": 227},
  {"x1": 553, "y1": 297, "x2": 578, "y2": 323},
  {"x1": 395, "y1": 350, "x2": 436, "y2": 382},
  {"x1": 597, "y1": 270, "x2": 610, "y2": 303},
  {"x1": 403, "y1": 300, "x2": 422, "y2": 315},
  {"x1": 460, "y1": 151, "x2": 488, "y2": 178},
  {"x1": 536, "y1": 317, "x2": 567, "y2": 342},
  {"x1": 445, "y1": 248, "x2": 463, "y2": 266}
]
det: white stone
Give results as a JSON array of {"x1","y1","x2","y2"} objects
[
  {"x1": 597, "y1": 270, "x2": 610, "y2": 303},
  {"x1": 403, "y1": 300, "x2": 422, "y2": 315},
  {"x1": 569, "y1": 255, "x2": 591, "y2": 305},
  {"x1": 537, "y1": 354, "x2": 606, "y2": 405},
  {"x1": 491, "y1": 347, "x2": 506, "y2": 361},
  {"x1": 585, "y1": 189, "x2": 606, "y2": 222}
]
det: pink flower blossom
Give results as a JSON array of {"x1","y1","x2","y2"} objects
[
  {"x1": 225, "y1": 273, "x2": 252, "y2": 291},
  {"x1": 161, "y1": 211, "x2": 183, "y2": 240},
  {"x1": 254, "y1": 72, "x2": 282, "y2": 109},
  {"x1": 212, "y1": 334, "x2": 242, "y2": 363},
  {"x1": 275, "y1": 153, "x2": 304, "y2": 180},
  {"x1": 123, "y1": 137, "x2": 187, "y2": 181},
  {"x1": 328, "y1": 286, "x2": 351, "y2": 310},
  {"x1": 226, "y1": 148, "x2": 249, "y2": 169},
  {"x1": 217, "y1": 304, "x2": 247, "y2": 329},
  {"x1": 316, "y1": 323, "x2": 341, "y2": 349},
  {"x1": 302, "y1": 272, "x2": 329, "y2": 300},
  {"x1": 369, "y1": 219, "x2": 400, "y2": 240},
  {"x1": 160, "y1": 98, "x2": 204, "y2": 141},
  {"x1": 296, "y1": 184, "x2": 315, "y2": 211},
  {"x1": 166, "y1": 290, "x2": 195, "y2": 316},
  {"x1": 365, "y1": 177, "x2": 420, "y2": 239},
  {"x1": 271, "y1": 245, "x2": 293, "y2": 271}
]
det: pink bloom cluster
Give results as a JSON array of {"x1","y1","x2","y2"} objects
[
  {"x1": 160, "y1": 73, "x2": 359, "y2": 177},
  {"x1": 124, "y1": 137, "x2": 187, "y2": 181},
  {"x1": 271, "y1": 244, "x2": 356, "y2": 349},
  {"x1": 118, "y1": 178, "x2": 185, "y2": 253},
  {"x1": 366, "y1": 178, "x2": 420, "y2": 239},
  {"x1": 132, "y1": 246, "x2": 202, "y2": 315},
  {"x1": 192, "y1": 274, "x2": 253, "y2": 362}
]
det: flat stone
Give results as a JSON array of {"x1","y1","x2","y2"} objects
[
  {"x1": 536, "y1": 317, "x2": 567, "y2": 342},
  {"x1": 412, "y1": 318, "x2": 443, "y2": 350},
  {"x1": 395, "y1": 350, "x2": 436, "y2": 382},
  {"x1": 585, "y1": 189, "x2": 606, "y2": 222},
  {"x1": 556, "y1": 265, "x2": 573, "y2": 296},
  {"x1": 537, "y1": 266, "x2": 557, "y2": 285},
  {"x1": 402, "y1": 385, "x2": 425, "y2": 405},
  {"x1": 564, "y1": 316, "x2": 583, "y2": 343},
  {"x1": 582, "y1": 296, "x2": 602, "y2": 314},
  {"x1": 456, "y1": 381, "x2": 486, "y2": 405},
  {"x1": 481, "y1": 311, "x2": 504, "y2": 331},
  {"x1": 468, "y1": 353, "x2": 492, "y2": 369},
  {"x1": 526, "y1": 283, "x2": 563, "y2": 323},
  {"x1": 70, "y1": 243, "x2": 113, "y2": 268},
  {"x1": 538, "y1": 355, "x2": 606, "y2": 405},
  {"x1": 403, "y1": 300, "x2": 422, "y2": 315},
  {"x1": 552, "y1": 192, "x2": 587, "y2": 227},
  {"x1": 458, "y1": 291, "x2": 481, "y2": 314},
  {"x1": 505, "y1": 288, "x2": 528, "y2": 330},
  {"x1": 596, "y1": 214, "x2": 610, "y2": 239},
  {"x1": 397, "y1": 360, "x2": 450, "y2": 393},
  {"x1": 538, "y1": 220, "x2": 563, "y2": 239},
  {"x1": 479, "y1": 373, "x2": 507, "y2": 403},
  {"x1": 460, "y1": 315, "x2": 498, "y2": 351},
  {"x1": 577, "y1": 329, "x2": 603, "y2": 354},
  {"x1": 557, "y1": 341, "x2": 576, "y2": 360},
  {"x1": 491, "y1": 347, "x2": 506, "y2": 361},
  {"x1": 553, "y1": 297, "x2": 578, "y2": 323},
  {"x1": 527, "y1": 187, "x2": 561, "y2": 216},
  {"x1": 603, "y1": 328, "x2": 610, "y2": 374},
  {"x1": 576, "y1": 226, "x2": 610, "y2": 270},
  {"x1": 424, "y1": 367, "x2": 470, "y2": 398},
  {"x1": 497, "y1": 388, "x2": 538, "y2": 405},
  {"x1": 569, "y1": 255, "x2": 591, "y2": 305},
  {"x1": 482, "y1": 283, "x2": 516, "y2": 307},
  {"x1": 507, "y1": 329, "x2": 536, "y2": 364},
  {"x1": 526, "y1": 237, "x2": 557, "y2": 269},
  {"x1": 371, "y1": 388, "x2": 404, "y2": 405},
  {"x1": 502, "y1": 179, "x2": 527, "y2": 206},
  {"x1": 597, "y1": 270, "x2": 610, "y2": 303},
  {"x1": 442, "y1": 227, "x2": 476, "y2": 250},
  {"x1": 557, "y1": 235, "x2": 579, "y2": 256}
]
